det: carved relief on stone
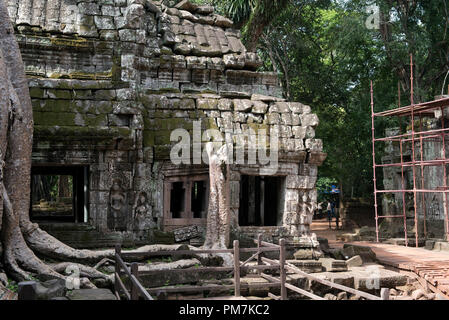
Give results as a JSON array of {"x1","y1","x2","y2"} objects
[
  {"x1": 108, "y1": 178, "x2": 128, "y2": 231},
  {"x1": 133, "y1": 191, "x2": 154, "y2": 232}
]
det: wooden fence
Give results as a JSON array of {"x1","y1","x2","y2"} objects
[
  {"x1": 114, "y1": 235, "x2": 389, "y2": 301},
  {"x1": 114, "y1": 236, "x2": 287, "y2": 300},
  {"x1": 114, "y1": 245, "x2": 154, "y2": 300}
]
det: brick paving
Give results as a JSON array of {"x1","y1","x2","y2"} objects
[{"x1": 311, "y1": 219, "x2": 449, "y2": 295}]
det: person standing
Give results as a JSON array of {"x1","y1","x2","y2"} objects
[
  {"x1": 327, "y1": 201, "x2": 332, "y2": 229},
  {"x1": 335, "y1": 201, "x2": 340, "y2": 230}
]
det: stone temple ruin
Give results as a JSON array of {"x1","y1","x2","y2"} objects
[{"x1": 7, "y1": 0, "x2": 326, "y2": 248}]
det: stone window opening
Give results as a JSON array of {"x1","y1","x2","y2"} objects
[
  {"x1": 30, "y1": 166, "x2": 88, "y2": 223},
  {"x1": 163, "y1": 175, "x2": 209, "y2": 230},
  {"x1": 239, "y1": 175, "x2": 285, "y2": 227},
  {"x1": 170, "y1": 182, "x2": 185, "y2": 219}
]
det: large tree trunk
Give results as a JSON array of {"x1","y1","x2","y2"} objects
[
  {"x1": 0, "y1": 1, "x2": 114, "y2": 283},
  {"x1": 202, "y1": 143, "x2": 233, "y2": 266},
  {"x1": 0, "y1": 1, "x2": 202, "y2": 285}
]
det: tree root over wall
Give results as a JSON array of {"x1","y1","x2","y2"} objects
[{"x1": 0, "y1": 2, "x2": 193, "y2": 286}]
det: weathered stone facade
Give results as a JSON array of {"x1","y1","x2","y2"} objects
[{"x1": 9, "y1": 0, "x2": 326, "y2": 247}]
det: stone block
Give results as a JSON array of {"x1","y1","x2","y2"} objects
[
  {"x1": 342, "y1": 244, "x2": 377, "y2": 263},
  {"x1": 293, "y1": 249, "x2": 317, "y2": 260},
  {"x1": 287, "y1": 260, "x2": 323, "y2": 273},
  {"x1": 305, "y1": 139, "x2": 323, "y2": 152},
  {"x1": 288, "y1": 103, "x2": 311, "y2": 114},
  {"x1": 233, "y1": 99, "x2": 253, "y2": 112},
  {"x1": 301, "y1": 113, "x2": 319, "y2": 127},
  {"x1": 319, "y1": 258, "x2": 348, "y2": 272},
  {"x1": 197, "y1": 98, "x2": 218, "y2": 110},
  {"x1": 352, "y1": 267, "x2": 407, "y2": 291},
  {"x1": 94, "y1": 16, "x2": 115, "y2": 30},
  {"x1": 67, "y1": 289, "x2": 117, "y2": 300},
  {"x1": 173, "y1": 225, "x2": 204, "y2": 242},
  {"x1": 286, "y1": 175, "x2": 317, "y2": 190},
  {"x1": 346, "y1": 255, "x2": 363, "y2": 268}
]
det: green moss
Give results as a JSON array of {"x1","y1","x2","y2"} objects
[
  {"x1": 153, "y1": 118, "x2": 192, "y2": 131},
  {"x1": 50, "y1": 37, "x2": 89, "y2": 48},
  {"x1": 143, "y1": 130, "x2": 155, "y2": 147},
  {"x1": 140, "y1": 95, "x2": 164, "y2": 109},
  {"x1": 49, "y1": 71, "x2": 112, "y2": 80},
  {"x1": 248, "y1": 123, "x2": 268, "y2": 133},
  {"x1": 29, "y1": 88, "x2": 45, "y2": 98},
  {"x1": 81, "y1": 113, "x2": 108, "y2": 127},
  {"x1": 154, "y1": 145, "x2": 173, "y2": 160},
  {"x1": 46, "y1": 89, "x2": 72, "y2": 99},
  {"x1": 35, "y1": 100, "x2": 74, "y2": 113},
  {"x1": 33, "y1": 111, "x2": 76, "y2": 126},
  {"x1": 154, "y1": 130, "x2": 174, "y2": 145},
  {"x1": 197, "y1": 99, "x2": 218, "y2": 110},
  {"x1": 204, "y1": 118, "x2": 218, "y2": 130},
  {"x1": 34, "y1": 125, "x2": 132, "y2": 139},
  {"x1": 74, "y1": 100, "x2": 113, "y2": 114}
]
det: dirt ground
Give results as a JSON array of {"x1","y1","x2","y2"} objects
[{"x1": 311, "y1": 218, "x2": 345, "y2": 242}]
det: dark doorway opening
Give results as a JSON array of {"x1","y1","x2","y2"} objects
[
  {"x1": 191, "y1": 180, "x2": 207, "y2": 219},
  {"x1": 30, "y1": 166, "x2": 88, "y2": 223},
  {"x1": 170, "y1": 182, "x2": 185, "y2": 219},
  {"x1": 239, "y1": 175, "x2": 284, "y2": 226}
]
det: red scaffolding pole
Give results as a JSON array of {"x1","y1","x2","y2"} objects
[{"x1": 371, "y1": 55, "x2": 449, "y2": 247}]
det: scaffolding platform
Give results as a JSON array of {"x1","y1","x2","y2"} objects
[{"x1": 371, "y1": 55, "x2": 449, "y2": 246}]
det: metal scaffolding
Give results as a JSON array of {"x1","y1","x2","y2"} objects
[{"x1": 371, "y1": 55, "x2": 449, "y2": 247}]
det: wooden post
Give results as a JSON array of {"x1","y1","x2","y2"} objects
[
  {"x1": 18, "y1": 281, "x2": 37, "y2": 300},
  {"x1": 131, "y1": 263, "x2": 139, "y2": 300},
  {"x1": 381, "y1": 288, "x2": 390, "y2": 300},
  {"x1": 279, "y1": 239, "x2": 287, "y2": 300},
  {"x1": 257, "y1": 234, "x2": 262, "y2": 274},
  {"x1": 234, "y1": 240, "x2": 241, "y2": 297},
  {"x1": 115, "y1": 244, "x2": 121, "y2": 297}
]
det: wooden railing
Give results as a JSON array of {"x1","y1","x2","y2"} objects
[
  {"x1": 114, "y1": 237, "x2": 288, "y2": 300},
  {"x1": 114, "y1": 245, "x2": 154, "y2": 300},
  {"x1": 114, "y1": 235, "x2": 389, "y2": 301}
]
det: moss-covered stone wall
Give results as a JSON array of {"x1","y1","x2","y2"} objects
[{"x1": 9, "y1": 0, "x2": 326, "y2": 247}]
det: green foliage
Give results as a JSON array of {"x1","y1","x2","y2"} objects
[
  {"x1": 157, "y1": 1, "x2": 449, "y2": 200},
  {"x1": 257, "y1": 0, "x2": 449, "y2": 199},
  {"x1": 316, "y1": 177, "x2": 338, "y2": 202},
  {"x1": 6, "y1": 280, "x2": 18, "y2": 293}
]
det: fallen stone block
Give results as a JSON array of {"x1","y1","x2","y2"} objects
[
  {"x1": 411, "y1": 289, "x2": 426, "y2": 300},
  {"x1": 319, "y1": 258, "x2": 348, "y2": 272},
  {"x1": 293, "y1": 248, "x2": 322, "y2": 260},
  {"x1": 173, "y1": 225, "x2": 204, "y2": 242},
  {"x1": 310, "y1": 272, "x2": 355, "y2": 295},
  {"x1": 352, "y1": 267, "x2": 407, "y2": 291},
  {"x1": 67, "y1": 288, "x2": 117, "y2": 300},
  {"x1": 33, "y1": 279, "x2": 66, "y2": 300},
  {"x1": 240, "y1": 277, "x2": 270, "y2": 297},
  {"x1": 346, "y1": 255, "x2": 363, "y2": 268},
  {"x1": 287, "y1": 260, "x2": 323, "y2": 273},
  {"x1": 342, "y1": 244, "x2": 377, "y2": 263},
  {"x1": 432, "y1": 241, "x2": 449, "y2": 252}
]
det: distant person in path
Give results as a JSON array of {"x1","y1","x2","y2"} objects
[
  {"x1": 327, "y1": 201, "x2": 332, "y2": 229},
  {"x1": 317, "y1": 202, "x2": 323, "y2": 219},
  {"x1": 334, "y1": 201, "x2": 340, "y2": 230}
]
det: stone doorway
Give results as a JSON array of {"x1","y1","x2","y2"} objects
[
  {"x1": 238, "y1": 175, "x2": 285, "y2": 227},
  {"x1": 30, "y1": 166, "x2": 88, "y2": 223}
]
